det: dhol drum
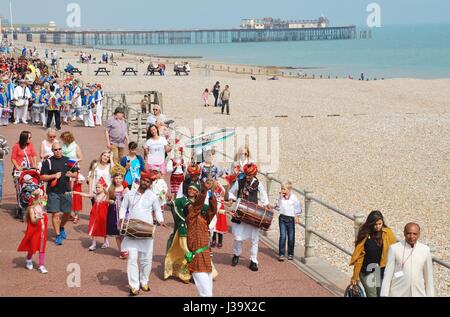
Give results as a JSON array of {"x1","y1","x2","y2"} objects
[
  {"x1": 76, "y1": 106, "x2": 88, "y2": 116},
  {"x1": 232, "y1": 198, "x2": 274, "y2": 231},
  {"x1": 120, "y1": 218, "x2": 155, "y2": 239},
  {"x1": 32, "y1": 104, "x2": 44, "y2": 115}
]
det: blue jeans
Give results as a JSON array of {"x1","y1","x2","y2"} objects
[
  {"x1": 0, "y1": 160, "x2": 3, "y2": 201},
  {"x1": 279, "y1": 215, "x2": 295, "y2": 257}
]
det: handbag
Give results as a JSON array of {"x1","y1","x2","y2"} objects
[{"x1": 344, "y1": 283, "x2": 366, "y2": 297}]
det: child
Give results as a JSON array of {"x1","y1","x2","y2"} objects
[
  {"x1": 202, "y1": 88, "x2": 210, "y2": 107},
  {"x1": 106, "y1": 164, "x2": 129, "y2": 259},
  {"x1": 17, "y1": 189, "x2": 48, "y2": 274},
  {"x1": 210, "y1": 181, "x2": 228, "y2": 248},
  {"x1": 276, "y1": 181, "x2": 302, "y2": 261},
  {"x1": 151, "y1": 168, "x2": 168, "y2": 209},
  {"x1": 166, "y1": 147, "x2": 185, "y2": 199},
  {"x1": 71, "y1": 173, "x2": 85, "y2": 224},
  {"x1": 73, "y1": 177, "x2": 111, "y2": 251}
]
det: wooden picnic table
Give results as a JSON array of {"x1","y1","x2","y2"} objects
[
  {"x1": 122, "y1": 67, "x2": 138, "y2": 76},
  {"x1": 71, "y1": 67, "x2": 82, "y2": 75},
  {"x1": 95, "y1": 67, "x2": 111, "y2": 76}
]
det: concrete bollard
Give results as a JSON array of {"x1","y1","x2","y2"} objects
[{"x1": 302, "y1": 189, "x2": 315, "y2": 262}]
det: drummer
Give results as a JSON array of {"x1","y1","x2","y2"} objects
[
  {"x1": 119, "y1": 170, "x2": 166, "y2": 296},
  {"x1": 226, "y1": 163, "x2": 271, "y2": 272}
]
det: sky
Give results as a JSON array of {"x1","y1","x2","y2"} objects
[{"x1": 1, "y1": 0, "x2": 449, "y2": 30}]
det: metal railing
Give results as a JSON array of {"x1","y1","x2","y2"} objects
[{"x1": 103, "y1": 92, "x2": 450, "y2": 274}]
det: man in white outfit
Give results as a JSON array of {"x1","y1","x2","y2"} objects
[
  {"x1": 13, "y1": 80, "x2": 32, "y2": 125},
  {"x1": 94, "y1": 84, "x2": 103, "y2": 126},
  {"x1": 119, "y1": 170, "x2": 165, "y2": 296},
  {"x1": 227, "y1": 163, "x2": 271, "y2": 272},
  {"x1": 380, "y1": 223, "x2": 435, "y2": 297}
]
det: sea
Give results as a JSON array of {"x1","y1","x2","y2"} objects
[{"x1": 106, "y1": 24, "x2": 450, "y2": 79}]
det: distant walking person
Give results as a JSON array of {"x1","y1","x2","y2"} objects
[
  {"x1": 380, "y1": 223, "x2": 435, "y2": 297},
  {"x1": 212, "y1": 81, "x2": 220, "y2": 107},
  {"x1": 220, "y1": 85, "x2": 231, "y2": 115}
]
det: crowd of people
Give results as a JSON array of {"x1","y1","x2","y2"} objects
[
  {"x1": 0, "y1": 51, "x2": 105, "y2": 129},
  {"x1": 0, "y1": 44, "x2": 437, "y2": 298}
]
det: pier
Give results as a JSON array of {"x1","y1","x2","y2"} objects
[{"x1": 8, "y1": 26, "x2": 356, "y2": 46}]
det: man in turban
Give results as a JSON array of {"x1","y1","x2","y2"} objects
[
  {"x1": 226, "y1": 163, "x2": 271, "y2": 272},
  {"x1": 176, "y1": 163, "x2": 201, "y2": 199},
  {"x1": 119, "y1": 169, "x2": 165, "y2": 296}
]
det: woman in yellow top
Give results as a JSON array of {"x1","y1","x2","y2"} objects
[{"x1": 350, "y1": 210, "x2": 396, "y2": 297}]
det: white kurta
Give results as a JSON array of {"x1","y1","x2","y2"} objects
[
  {"x1": 119, "y1": 189, "x2": 163, "y2": 253},
  {"x1": 381, "y1": 241, "x2": 435, "y2": 297},
  {"x1": 151, "y1": 179, "x2": 168, "y2": 206},
  {"x1": 228, "y1": 179, "x2": 269, "y2": 241}
]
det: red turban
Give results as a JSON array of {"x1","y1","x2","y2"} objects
[
  {"x1": 187, "y1": 164, "x2": 201, "y2": 176},
  {"x1": 243, "y1": 163, "x2": 258, "y2": 177},
  {"x1": 141, "y1": 170, "x2": 159, "y2": 181}
]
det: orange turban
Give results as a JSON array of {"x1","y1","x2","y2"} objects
[
  {"x1": 187, "y1": 164, "x2": 201, "y2": 176},
  {"x1": 243, "y1": 163, "x2": 258, "y2": 177}
]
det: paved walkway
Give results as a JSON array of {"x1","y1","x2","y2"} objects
[{"x1": 0, "y1": 123, "x2": 332, "y2": 297}]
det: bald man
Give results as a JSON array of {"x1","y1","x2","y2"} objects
[{"x1": 380, "y1": 223, "x2": 435, "y2": 297}]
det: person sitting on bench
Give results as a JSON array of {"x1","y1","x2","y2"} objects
[{"x1": 65, "y1": 63, "x2": 75, "y2": 74}]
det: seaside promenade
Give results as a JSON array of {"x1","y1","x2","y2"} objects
[{"x1": 0, "y1": 124, "x2": 332, "y2": 297}]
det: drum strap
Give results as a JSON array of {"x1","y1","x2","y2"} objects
[{"x1": 259, "y1": 208, "x2": 268, "y2": 229}]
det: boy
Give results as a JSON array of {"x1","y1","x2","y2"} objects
[{"x1": 277, "y1": 181, "x2": 302, "y2": 261}]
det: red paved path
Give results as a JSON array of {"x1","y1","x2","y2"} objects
[{"x1": 0, "y1": 123, "x2": 332, "y2": 297}]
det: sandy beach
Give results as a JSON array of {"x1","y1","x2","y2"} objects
[{"x1": 10, "y1": 41, "x2": 450, "y2": 295}]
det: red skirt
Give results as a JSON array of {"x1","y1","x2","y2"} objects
[
  {"x1": 17, "y1": 214, "x2": 48, "y2": 254},
  {"x1": 88, "y1": 201, "x2": 109, "y2": 238},
  {"x1": 170, "y1": 173, "x2": 185, "y2": 194},
  {"x1": 72, "y1": 182, "x2": 83, "y2": 212},
  {"x1": 215, "y1": 212, "x2": 228, "y2": 234}
]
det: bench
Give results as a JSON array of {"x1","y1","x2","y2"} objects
[
  {"x1": 145, "y1": 64, "x2": 165, "y2": 76},
  {"x1": 95, "y1": 67, "x2": 111, "y2": 76},
  {"x1": 122, "y1": 67, "x2": 138, "y2": 76},
  {"x1": 69, "y1": 67, "x2": 82, "y2": 75},
  {"x1": 174, "y1": 65, "x2": 189, "y2": 76}
]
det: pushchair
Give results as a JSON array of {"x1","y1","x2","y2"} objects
[{"x1": 14, "y1": 168, "x2": 45, "y2": 222}]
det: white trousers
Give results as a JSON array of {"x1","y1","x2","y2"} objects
[
  {"x1": 14, "y1": 105, "x2": 29, "y2": 123},
  {"x1": 127, "y1": 248, "x2": 153, "y2": 290},
  {"x1": 232, "y1": 235, "x2": 260, "y2": 264},
  {"x1": 83, "y1": 109, "x2": 95, "y2": 127},
  {"x1": 32, "y1": 109, "x2": 46, "y2": 125},
  {"x1": 192, "y1": 272, "x2": 213, "y2": 297},
  {"x1": 95, "y1": 101, "x2": 103, "y2": 125}
]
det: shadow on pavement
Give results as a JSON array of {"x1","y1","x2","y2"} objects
[{"x1": 97, "y1": 269, "x2": 129, "y2": 293}]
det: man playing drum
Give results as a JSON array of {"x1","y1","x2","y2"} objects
[
  {"x1": 119, "y1": 170, "x2": 166, "y2": 296},
  {"x1": 227, "y1": 163, "x2": 271, "y2": 272}
]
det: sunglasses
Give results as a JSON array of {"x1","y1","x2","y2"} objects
[{"x1": 52, "y1": 148, "x2": 62, "y2": 152}]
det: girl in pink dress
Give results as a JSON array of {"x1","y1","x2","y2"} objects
[{"x1": 202, "y1": 89, "x2": 210, "y2": 107}]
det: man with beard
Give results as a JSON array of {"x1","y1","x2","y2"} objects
[
  {"x1": 227, "y1": 163, "x2": 271, "y2": 272},
  {"x1": 119, "y1": 170, "x2": 165, "y2": 296}
]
